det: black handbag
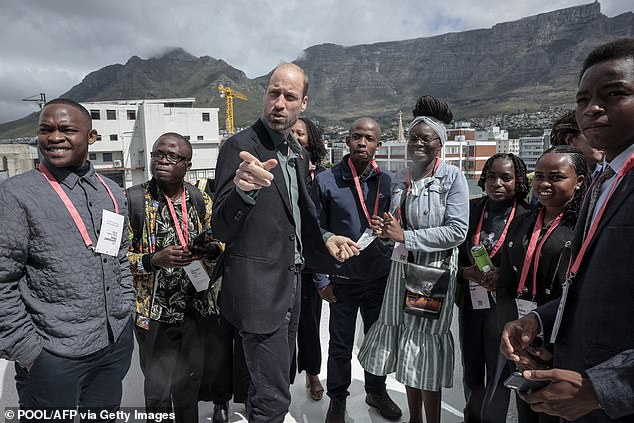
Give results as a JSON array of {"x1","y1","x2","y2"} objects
[
  {"x1": 399, "y1": 188, "x2": 452, "y2": 319},
  {"x1": 403, "y1": 254, "x2": 452, "y2": 319}
]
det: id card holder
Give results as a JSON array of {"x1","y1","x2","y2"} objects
[
  {"x1": 469, "y1": 281, "x2": 491, "y2": 310},
  {"x1": 356, "y1": 229, "x2": 377, "y2": 251},
  {"x1": 95, "y1": 209, "x2": 124, "y2": 257},
  {"x1": 515, "y1": 298, "x2": 538, "y2": 319},
  {"x1": 391, "y1": 242, "x2": 408, "y2": 263},
  {"x1": 184, "y1": 260, "x2": 210, "y2": 292}
]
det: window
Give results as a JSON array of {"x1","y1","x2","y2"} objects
[
  {"x1": 197, "y1": 136, "x2": 204, "y2": 141},
  {"x1": 96, "y1": 135, "x2": 102, "y2": 141},
  {"x1": 109, "y1": 134, "x2": 118, "y2": 141},
  {"x1": 89, "y1": 153, "x2": 97, "y2": 161},
  {"x1": 127, "y1": 110, "x2": 136, "y2": 120},
  {"x1": 90, "y1": 110, "x2": 100, "y2": 120},
  {"x1": 202, "y1": 113, "x2": 210, "y2": 122},
  {"x1": 102, "y1": 153, "x2": 113, "y2": 162},
  {"x1": 106, "y1": 110, "x2": 116, "y2": 120}
]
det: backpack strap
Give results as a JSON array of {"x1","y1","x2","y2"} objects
[
  {"x1": 125, "y1": 184, "x2": 146, "y2": 241},
  {"x1": 185, "y1": 183, "x2": 206, "y2": 223}
]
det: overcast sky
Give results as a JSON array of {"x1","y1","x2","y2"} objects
[{"x1": 0, "y1": 0, "x2": 632, "y2": 124}]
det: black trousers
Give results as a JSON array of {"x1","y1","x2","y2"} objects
[
  {"x1": 327, "y1": 276, "x2": 387, "y2": 400},
  {"x1": 134, "y1": 311, "x2": 206, "y2": 423},
  {"x1": 198, "y1": 314, "x2": 249, "y2": 404},
  {"x1": 458, "y1": 302, "x2": 511, "y2": 423},
  {"x1": 241, "y1": 273, "x2": 301, "y2": 423},
  {"x1": 290, "y1": 272, "x2": 323, "y2": 382},
  {"x1": 15, "y1": 319, "x2": 133, "y2": 423}
]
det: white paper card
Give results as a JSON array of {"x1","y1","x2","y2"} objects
[
  {"x1": 184, "y1": 261, "x2": 210, "y2": 292},
  {"x1": 469, "y1": 281, "x2": 491, "y2": 310},
  {"x1": 515, "y1": 298, "x2": 538, "y2": 319},
  {"x1": 95, "y1": 210, "x2": 124, "y2": 257},
  {"x1": 356, "y1": 229, "x2": 377, "y2": 251},
  {"x1": 391, "y1": 241, "x2": 408, "y2": 263}
]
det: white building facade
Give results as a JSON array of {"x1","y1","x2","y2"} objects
[
  {"x1": 83, "y1": 98, "x2": 220, "y2": 188},
  {"x1": 519, "y1": 129, "x2": 550, "y2": 172}
]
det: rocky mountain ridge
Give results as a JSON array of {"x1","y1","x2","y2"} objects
[{"x1": 1, "y1": 2, "x2": 632, "y2": 139}]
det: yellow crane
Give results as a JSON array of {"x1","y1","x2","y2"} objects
[{"x1": 218, "y1": 84, "x2": 248, "y2": 135}]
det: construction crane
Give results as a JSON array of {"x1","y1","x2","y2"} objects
[
  {"x1": 218, "y1": 84, "x2": 247, "y2": 135},
  {"x1": 22, "y1": 93, "x2": 47, "y2": 109}
]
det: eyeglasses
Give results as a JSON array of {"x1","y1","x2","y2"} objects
[
  {"x1": 407, "y1": 135, "x2": 440, "y2": 145},
  {"x1": 150, "y1": 151, "x2": 187, "y2": 164}
]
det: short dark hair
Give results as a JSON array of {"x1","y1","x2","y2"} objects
[
  {"x1": 550, "y1": 110, "x2": 580, "y2": 146},
  {"x1": 477, "y1": 153, "x2": 530, "y2": 201},
  {"x1": 536, "y1": 145, "x2": 590, "y2": 226},
  {"x1": 42, "y1": 98, "x2": 92, "y2": 128},
  {"x1": 580, "y1": 38, "x2": 634, "y2": 81},
  {"x1": 156, "y1": 132, "x2": 192, "y2": 160},
  {"x1": 298, "y1": 117, "x2": 327, "y2": 165}
]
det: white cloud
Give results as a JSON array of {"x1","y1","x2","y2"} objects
[{"x1": 0, "y1": 0, "x2": 632, "y2": 124}]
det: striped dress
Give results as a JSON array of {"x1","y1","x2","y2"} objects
[{"x1": 358, "y1": 176, "x2": 458, "y2": 391}]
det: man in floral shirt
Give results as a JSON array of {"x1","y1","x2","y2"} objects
[{"x1": 127, "y1": 132, "x2": 223, "y2": 423}]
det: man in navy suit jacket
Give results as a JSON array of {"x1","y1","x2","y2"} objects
[
  {"x1": 212, "y1": 63, "x2": 359, "y2": 423},
  {"x1": 501, "y1": 38, "x2": 634, "y2": 422}
]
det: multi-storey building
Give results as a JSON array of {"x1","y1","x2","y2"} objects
[
  {"x1": 0, "y1": 141, "x2": 39, "y2": 180},
  {"x1": 497, "y1": 138, "x2": 521, "y2": 155},
  {"x1": 83, "y1": 98, "x2": 220, "y2": 187},
  {"x1": 519, "y1": 129, "x2": 550, "y2": 171}
]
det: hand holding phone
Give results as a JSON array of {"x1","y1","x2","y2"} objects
[{"x1": 504, "y1": 371, "x2": 549, "y2": 394}]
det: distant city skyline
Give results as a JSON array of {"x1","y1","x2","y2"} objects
[{"x1": 0, "y1": 0, "x2": 632, "y2": 124}]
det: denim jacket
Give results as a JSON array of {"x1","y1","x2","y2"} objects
[{"x1": 392, "y1": 161, "x2": 469, "y2": 253}]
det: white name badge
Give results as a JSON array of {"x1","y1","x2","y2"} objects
[
  {"x1": 515, "y1": 298, "x2": 538, "y2": 319},
  {"x1": 391, "y1": 241, "x2": 408, "y2": 263},
  {"x1": 469, "y1": 281, "x2": 491, "y2": 310},
  {"x1": 184, "y1": 260, "x2": 210, "y2": 292},
  {"x1": 95, "y1": 210, "x2": 124, "y2": 257},
  {"x1": 356, "y1": 229, "x2": 377, "y2": 251}
]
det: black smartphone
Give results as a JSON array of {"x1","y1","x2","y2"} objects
[
  {"x1": 503, "y1": 371, "x2": 549, "y2": 393},
  {"x1": 191, "y1": 230, "x2": 212, "y2": 249}
]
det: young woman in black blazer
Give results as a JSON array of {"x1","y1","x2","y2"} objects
[
  {"x1": 457, "y1": 153, "x2": 531, "y2": 423},
  {"x1": 496, "y1": 145, "x2": 589, "y2": 423}
]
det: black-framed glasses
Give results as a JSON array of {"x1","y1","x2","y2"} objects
[
  {"x1": 150, "y1": 151, "x2": 187, "y2": 164},
  {"x1": 407, "y1": 135, "x2": 440, "y2": 145}
]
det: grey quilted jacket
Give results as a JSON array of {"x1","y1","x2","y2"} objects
[{"x1": 0, "y1": 163, "x2": 134, "y2": 366}]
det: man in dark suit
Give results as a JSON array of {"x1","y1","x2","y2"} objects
[
  {"x1": 500, "y1": 38, "x2": 634, "y2": 422},
  {"x1": 212, "y1": 63, "x2": 359, "y2": 423}
]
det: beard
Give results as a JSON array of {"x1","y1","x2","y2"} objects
[{"x1": 262, "y1": 110, "x2": 296, "y2": 132}]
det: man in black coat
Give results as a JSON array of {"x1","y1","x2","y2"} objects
[{"x1": 212, "y1": 63, "x2": 359, "y2": 423}]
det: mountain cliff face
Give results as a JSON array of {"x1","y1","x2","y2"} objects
[
  {"x1": 1, "y1": 2, "x2": 633, "y2": 138},
  {"x1": 294, "y1": 2, "x2": 634, "y2": 121},
  {"x1": 62, "y1": 48, "x2": 264, "y2": 123}
]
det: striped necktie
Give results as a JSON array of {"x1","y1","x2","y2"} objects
[{"x1": 583, "y1": 165, "x2": 615, "y2": 237}]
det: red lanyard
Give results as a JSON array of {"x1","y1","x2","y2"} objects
[
  {"x1": 348, "y1": 157, "x2": 381, "y2": 226},
  {"x1": 517, "y1": 208, "x2": 563, "y2": 298},
  {"x1": 39, "y1": 163, "x2": 119, "y2": 249},
  {"x1": 473, "y1": 199, "x2": 516, "y2": 259},
  {"x1": 164, "y1": 188, "x2": 189, "y2": 251},
  {"x1": 567, "y1": 152, "x2": 634, "y2": 279}
]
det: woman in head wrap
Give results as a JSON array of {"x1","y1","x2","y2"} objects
[{"x1": 358, "y1": 95, "x2": 469, "y2": 423}]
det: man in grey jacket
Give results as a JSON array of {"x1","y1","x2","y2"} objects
[{"x1": 0, "y1": 99, "x2": 134, "y2": 417}]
